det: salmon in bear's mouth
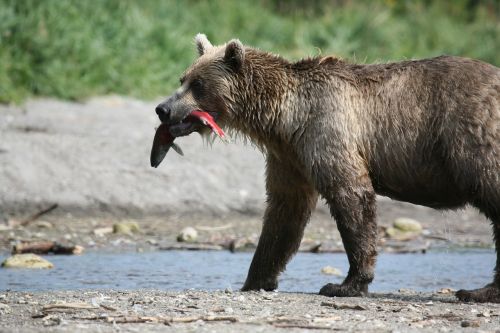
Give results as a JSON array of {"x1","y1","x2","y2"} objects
[{"x1": 150, "y1": 110, "x2": 225, "y2": 168}]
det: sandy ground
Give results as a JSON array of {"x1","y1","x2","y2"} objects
[{"x1": 0, "y1": 97, "x2": 497, "y2": 332}]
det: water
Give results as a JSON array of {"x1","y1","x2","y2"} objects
[{"x1": 0, "y1": 249, "x2": 495, "y2": 292}]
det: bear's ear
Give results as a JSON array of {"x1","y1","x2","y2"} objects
[
  {"x1": 195, "y1": 33, "x2": 213, "y2": 56},
  {"x1": 224, "y1": 39, "x2": 245, "y2": 72}
]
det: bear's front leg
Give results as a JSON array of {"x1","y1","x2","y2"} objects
[
  {"x1": 242, "y1": 154, "x2": 318, "y2": 291},
  {"x1": 319, "y1": 173, "x2": 378, "y2": 297}
]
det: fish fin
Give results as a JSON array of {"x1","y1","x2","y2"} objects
[{"x1": 172, "y1": 143, "x2": 184, "y2": 156}]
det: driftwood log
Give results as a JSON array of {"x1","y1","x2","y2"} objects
[{"x1": 13, "y1": 241, "x2": 84, "y2": 255}]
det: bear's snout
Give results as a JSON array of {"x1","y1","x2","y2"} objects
[{"x1": 155, "y1": 103, "x2": 172, "y2": 123}]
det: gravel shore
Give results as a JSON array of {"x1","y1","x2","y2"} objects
[{"x1": 1, "y1": 290, "x2": 499, "y2": 332}]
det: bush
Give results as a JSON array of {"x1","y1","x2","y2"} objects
[{"x1": 0, "y1": 0, "x2": 498, "y2": 103}]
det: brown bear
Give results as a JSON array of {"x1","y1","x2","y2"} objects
[{"x1": 153, "y1": 34, "x2": 500, "y2": 303}]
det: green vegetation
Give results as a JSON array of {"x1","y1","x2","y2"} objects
[{"x1": 1, "y1": 0, "x2": 499, "y2": 103}]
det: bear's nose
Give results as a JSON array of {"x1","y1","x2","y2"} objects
[{"x1": 155, "y1": 104, "x2": 171, "y2": 123}]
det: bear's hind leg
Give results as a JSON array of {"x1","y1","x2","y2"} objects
[
  {"x1": 242, "y1": 155, "x2": 318, "y2": 291},
  {"x1": 456, "y1": 203, "x2": 500, "y2": 303},
  {"x1": 319, "y1": 175, "x2": 378, "y2": 297}
]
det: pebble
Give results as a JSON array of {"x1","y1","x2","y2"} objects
[
  {"x1": 34, "y1": 221, "x2": 53, "y2": 229},
  {"x1": 477, "y1": 311, "x2": 491, "y2": 318},
  {"x1": 1, "y1": 253, "x2": 54, "y2": 269},
  {"x1": 320, "y1": 266, "x2": 342, "y2": 276},
  {"x1": 437, "y1": 288, "x2": 455, "y2": 294},
  {"x1": 146, "y1": 239, "x2": 158, "y2": 245},
  {"x1": 93, "y1": 227, "x2": 113, "y2": 237},
  {"x1": 42, "y1": 315, "x2": 61, "y2": 327},
  {"x1": 398, "y1": 288, "x2": 416, "y2": 294},
  {"x1": 177, "y1": 227, "x2": 198, "y2": 242},
  {"x1": 0, "y1": 303, "x2": 11, "y2": 314}
]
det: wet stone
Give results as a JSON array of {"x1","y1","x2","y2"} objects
[{"x1": 1, "y1": 253, "x2": 54, "y2": 269}]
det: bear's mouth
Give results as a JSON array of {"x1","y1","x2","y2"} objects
[
  {"x1": 150, "y1": 110, "x2": 225, "y2": 168},
  {"x1": 168, "y1": 110, "x2": 222, "y2": 138}
]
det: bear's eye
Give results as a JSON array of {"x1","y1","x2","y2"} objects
[{"x1": 191, "y1": 79, "x2": 204, "y2": 99}]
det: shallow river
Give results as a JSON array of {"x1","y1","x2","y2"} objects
[{"x1": 0, "y1": 249, "x2": 495, "y2": 293}]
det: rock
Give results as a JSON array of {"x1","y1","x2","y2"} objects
[
  {"x1": 385, "y1": 227, "x2": 420, "y2": 241},
  {"x1": 477, "y1": 311, "x2": 491, "y2": 318},
  {"x1": 71, "y1": 245, "x2": 85, "y2": 255},
  {"x1": 146, "y1": 239, "x2": 158, "y2": 246},
  {"x1": 0, "y1": 224, "x2": 12, "y2": 231},
  {"x1": 320, "y1": 266, "x2": 342, "y2": 276},
  {"x1": 42, "y1": 315, "x2": 61, "y2": 326},
  {"x1": 93, "y1": 227, "x2": 113, "y2": 237},
  {"x1": 1, "y1": 253, "x2": 54, "y2": 269},
  {"x1": 177, "y1": 227, "x2": 198, "y2": 242},
  {"x1": 0, "y1": 303, "x2": 11, "y2": 314},
  {"x1": 385, "y1": 217, "x2": 423, "y2": 241},
  {"x1": 113, "y1": 222, "x2": 140, "y2": 235},
  {"x1": 228, "y1": 237, "x2": 257, "y2": 252},
  {"x1": 393, "y1": 218, "x2": 422, "y2": 233},
  {"x1": 461, "y1": 320, "x2": 480, "y2": 328},
  {"x1": 437, "y1": 288, "x2": 455, "y2": 294}
]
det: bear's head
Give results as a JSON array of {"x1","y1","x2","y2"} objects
[{"x1": 154, "y1": 34, "x2": 245, "y2": 138}]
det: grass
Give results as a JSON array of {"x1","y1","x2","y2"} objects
[{"x1": 0, "y1": 0, "x2": 499, "y2": 103}]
